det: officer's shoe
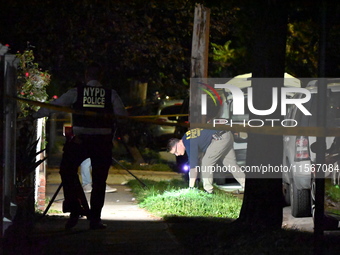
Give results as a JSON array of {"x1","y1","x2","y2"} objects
[
  {"x1": 65, "y1": 213, "x2": 79, "y2": 229},
  {"x1": 90, "y1": 221, "x2": 107, "y2": 230},
  {"x1": 105, "y1": 185, "x2": 117, "y2": 193}
]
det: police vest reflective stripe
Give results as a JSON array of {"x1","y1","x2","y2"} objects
[{"x1": 72, "y1": 85, "x2": 114, "y2": 132}]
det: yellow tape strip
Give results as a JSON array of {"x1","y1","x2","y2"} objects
[
  {"x1": 12, "y1": 96, "x2": 340, "y2": 137},
  {"x1": 127, "y1": 114, "x2": 188, "y2": 119},
  {"x1": 13, "y1": 96, "x2": 188, "y2": 119}
]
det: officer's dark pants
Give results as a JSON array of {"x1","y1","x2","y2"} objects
[{"x1": 59, "y1": 134, "x2": 113, "y2": 223}]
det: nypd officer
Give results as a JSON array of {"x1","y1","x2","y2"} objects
[
  {"x1": 167, "y1": 128, "x2": 245, "y2": 194},
  {"x1": 33, "y1": 62, "x2": 127, "y2": 229}
]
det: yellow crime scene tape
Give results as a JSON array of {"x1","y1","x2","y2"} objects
[{"x1": 12, "y1": 96, "x2": 340, "y2": 137}]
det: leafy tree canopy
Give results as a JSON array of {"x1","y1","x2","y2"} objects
[
  {"x1": 3, "y1": 0, "x2": 239, "y2": 102},
  {"x1": 3, "y1": 0, "x2": 340, "y2": 103}
]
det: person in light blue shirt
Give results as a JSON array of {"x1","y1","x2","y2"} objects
[{"x1": 81, "y1": 158, "x2": 117, "y2": 193}]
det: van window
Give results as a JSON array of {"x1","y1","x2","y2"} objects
[
  {"x1": 306, "y1": 91, "x2": 340, "y2": 127},
  {"x1": 326, "y1": 92, "x2": 340, "y2": 127}
]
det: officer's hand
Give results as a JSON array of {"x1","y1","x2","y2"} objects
[{"x1": 212, "y1": 131, "x2": 226, "y2": 140}]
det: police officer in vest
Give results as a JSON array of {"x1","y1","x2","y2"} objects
[{"x1": 33, "y1": 62, "x2": 127, "y2": 229}]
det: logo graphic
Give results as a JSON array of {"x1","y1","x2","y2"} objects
[
  {"x1": 198, "y1": 82, "x2": 223, "y2": 115},
  {"x1": 200, "y1": 83, "x2": 312, "y2": 117},
  {"x1": 192, "y1": 78, "x2": 314, "y2": 128}
]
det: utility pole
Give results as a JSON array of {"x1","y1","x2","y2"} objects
[
  {"x1": 190, "y1": 4, "x2": 210, "y2": 124},
  {"x1": 314, "y1": 1, "x2": 328, "y2": 254},
  {"x1": 0, "y1": 52, "x2": 5, "y2": 238}
]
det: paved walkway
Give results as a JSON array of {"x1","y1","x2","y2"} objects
[
  {"x1": 32, "y1": 183, "x2": 189, "y2": 254},
  {"x1": 45, "y1": 167, "x2": 182, "y2": 221},
  {"x1": 3, "y1": 166, "x2": 316, "y2": 254},
  {"x1": 4, "y1": 168, "x2": 190, "y2": 254},
  {"x1": 45, "y1": 183, "x2": 162, "y2": 222}
]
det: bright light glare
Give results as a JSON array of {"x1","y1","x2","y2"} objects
[{"x1": 183, "y1": 164, "x2": 189, "y2": 172}]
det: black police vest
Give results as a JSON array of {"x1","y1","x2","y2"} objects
[{"x1": 72, "y1": 86, "x2": 114, "y2": 129}]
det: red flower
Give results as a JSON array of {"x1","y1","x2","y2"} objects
[{"x1": 25, "y1": 72, "x2": 29, "y2": 77}]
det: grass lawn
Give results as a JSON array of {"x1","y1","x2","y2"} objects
[
  {"x1": 128, "y1": 178, "x2": 340, "y2": 255},
  {"x1": 128, "y1": 178, "x2": 242, "y2": 218}
]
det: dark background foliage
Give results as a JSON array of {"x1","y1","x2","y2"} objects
[{"x1": 2, "y1": 1, "x2": 340, "y2": 103}]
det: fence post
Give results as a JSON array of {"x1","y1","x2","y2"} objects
[{"x1": 1, "y1": 52, "x2": 19, "y2": 235}]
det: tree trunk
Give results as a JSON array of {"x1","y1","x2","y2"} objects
[
  {"x1": 237, "y1": 0, "x2": 288, "y2": 230},
  {"x1": 130, "y1": 80, "x2": 148, "y2": 105}
]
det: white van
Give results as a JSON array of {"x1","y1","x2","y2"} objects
[
  {"x1": 220, "y1": 73, "x2": 301, "y2": 166},
  {"x1": 282, "y1": 80, "x2": 340, "y2": 219}
]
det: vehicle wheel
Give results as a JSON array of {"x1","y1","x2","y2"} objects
[
  {"x1": 310, "y1": 175, "x2": 316, "y2": 220},
  {"x1": 332, "y1": 161, "x2": 340, "y2": 186},
  {"x1": 282, "y1": 182, "x2": 290, "y2": 206},
  {"x1": 311, "y1": 174, "x2": 339, "y2": 230},
  {"x1": 290, "y1": 178, "x2": 311, "y2": 217}
]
